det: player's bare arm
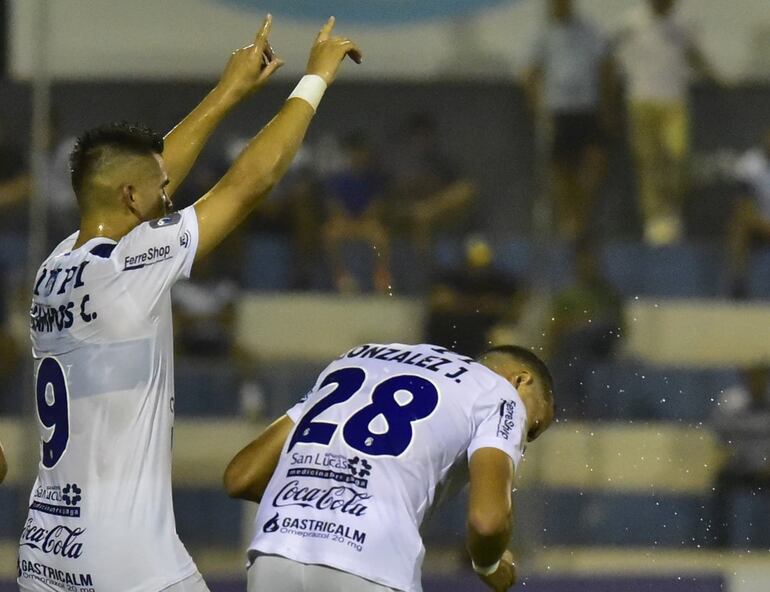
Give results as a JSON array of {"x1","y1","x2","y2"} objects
[
  {"x1": 162, "y1": 14, "x2": 283, "y2": 198},
  {"x1": 224, "y1": 415, "x2": 294, "y2": 502},
  {"x1": 467, "y1": 447, "x2": 517, "y2": 592},
  {"x1": 0, "y1": 439, "x2": 7, "y2": 484},
  {"x1": 194, "y1": 17, "x2": 362, "y2": 258}
]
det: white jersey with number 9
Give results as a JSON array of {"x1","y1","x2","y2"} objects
[{"x1": 19, "y1": 207, "x2": 200, "y2": 592}]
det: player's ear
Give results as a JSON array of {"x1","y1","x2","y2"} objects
[
  {"x1": 513, "y1": 370, "x2": 533, "y2": 389},
  {"x1": 121, "y1": 184, "x2": 136, "y2": 205}
]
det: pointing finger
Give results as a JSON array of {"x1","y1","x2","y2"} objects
[
  {"x1": 317, "y1": 16, "x2": 335, "y2": 43},
  {"x1": 254, "y1": 13, "x2": 273, "y2": 54}
]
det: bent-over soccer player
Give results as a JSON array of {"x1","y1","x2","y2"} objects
[
  {"x1": 19, "y1": 15, "x2": 361, "y2": 592},
  {"x1": 225, "y1": 343, "x2": 555, "y2": 592}
]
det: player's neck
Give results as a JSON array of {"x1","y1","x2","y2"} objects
[{"x1": 72, "y1": 215, "x2": 136, "y2": 249}]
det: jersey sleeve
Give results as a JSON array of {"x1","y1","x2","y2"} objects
[
  {"x1": 112, "y1": 206, "x2": 199, "y2": 312},
  {"x1": 286, "y1": 394, "x2": 310, "y2": 423},
  {"x1": 467, "y1": 383, "x2": 528, "y2": 470}
]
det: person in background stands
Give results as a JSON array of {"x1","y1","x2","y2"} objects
[
  {"x1": 387, "y1": 113, "x2": 477, "y2": 255},
  {"x1": 523, "y1": 0, "x2": 614, "y2": 242},
  {"x1": 322, "y1": 131, "x2": 391, "y2": 293},
  {"x1": 727, "y1": 128, "x2": 770, "y2": 298},
  {"x1": 615, "y1": 0, "x2": 719, "y2": 245}
]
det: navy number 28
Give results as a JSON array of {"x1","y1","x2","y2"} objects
[
  {"x1": 36, "y1": 357, "x2": 70, "y2": 469},
  {"x1": 288, "y1": 367, "x2": 439, "y2": 457}
]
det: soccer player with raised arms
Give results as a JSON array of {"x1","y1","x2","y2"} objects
[
  {"x1": 19, "y1": 15, "x2": 361, "y2": 592},
  {"x1": 225, "y1": 343, "x2": 554, "y2": 592}
]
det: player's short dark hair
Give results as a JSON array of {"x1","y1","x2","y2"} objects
[
  {"x1": 69, "y1": 121, "x2": 164, "y2": 195},
  {"x1": 480, "y1": 345, "x2": 554, "y2": 403}
]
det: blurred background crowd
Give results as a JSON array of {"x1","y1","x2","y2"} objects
[{"x1": 2, "y1": 0, "x2": 770, "y2": 591}]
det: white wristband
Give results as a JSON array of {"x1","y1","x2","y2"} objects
[
  {"x1": 472, "y1": 559, "x2": 500, "y2": 576},
  {"x1": 288, "y1": 74, "x2": 328, "y2": 112}
]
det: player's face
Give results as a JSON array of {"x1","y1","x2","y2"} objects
[
  {"x1": 132, "y1": 153, "x2": 172, "y2": 221},
  {"x1": 526, "y1": 393, "x2": 554, "y2": 442}
]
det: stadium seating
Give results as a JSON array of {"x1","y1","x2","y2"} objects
[
  {"x1": 0, "y1": 489, "x2": 21, "y2": 539},
  {"x1": 747, "y1": 248, "x2": 770, "y2": 299},
  {"x1": 259, "y1": 359, "x2": 327, "y2": 418},
  {"x1": 173, "y1": 488, "x2": 243, "y2": 546},
  {"x1": 174, "y1": 357, "x2": 241, "y2": 416},
  {"x1": 532, "y1": 490, "x2": 714, "y2": 547},
  {"x1": 584, "y1": 362, "x2": 738, "y2": 421},
  {"x1": 242, "y1": 234, "x2": 295, "y2": 291},
  {"x1": 726, "y1": 490, "x2": 770, "y2": 548},
  {"x1": 233, "y1": 235, "x2": 749, "y2": 301},
  {"x1": 0, "y1": 233, "x2": 27, "y2": 271}
]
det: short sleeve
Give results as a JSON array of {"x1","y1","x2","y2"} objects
[
  {"x1": 286, "y1": 396, "x2": 309, "y2": 423},
  {"x1": 467, "y1": 384, "x2": 528, "y2": 470},
  {"x1": 112, "y1": 206, "x2": 199, "y2": 312}
]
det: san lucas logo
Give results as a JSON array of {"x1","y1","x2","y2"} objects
[
  {"x1": 31, "y1": 483, "x2": 83, "y2": 518},
  {"x1": 19, "y1": 519, "x2": 85, "y2": 558},
  {"x1": 263, "y1": 513, "x2": 280, "y2": 534},
  {"x1": 62, "y1": 483, "x2": 82, "y2": 506},
  {"x1": 348, "y1": 457, "x2": 371, "y2": 479}
]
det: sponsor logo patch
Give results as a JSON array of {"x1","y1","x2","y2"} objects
[
  {"x1": 123, "y1": 245, "x2": 172, "y2": 270},
  {"x1": 496, "y1": 399, "x2": 517, "y2": 441},
  {"x1": 30, "y1": 483, "x2": 83, "y2": 518},
  {"x1": 19, "y1": 518, "x2": 85, "y2": 559}
]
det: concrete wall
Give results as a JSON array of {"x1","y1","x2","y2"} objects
[{"x1": 9, "y1": 0, "x2": 770, "y2": 81}]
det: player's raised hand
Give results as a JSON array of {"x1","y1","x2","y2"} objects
[
  {"x1": 479, "y1": 550, "x2": 517, "y2": 592},
  {"x1": 218, "y1": 14, "x2": 284, "y2": 99},
  {"x1": 306, "y1": 17, "x2": 363, "y2": 85}
]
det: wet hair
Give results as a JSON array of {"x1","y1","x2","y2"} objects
[
  {"x1": 480, "y1": 344, "x2": 554, "y2": 403},
  {"x1": 69, "y1": 121, "x2": 164, "y2": 195}
]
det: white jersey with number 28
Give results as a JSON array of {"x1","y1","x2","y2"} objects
[
  {"x1": 249, "y1": 342, "x2": 528, "y2": 592},
  {"x1": 19, "y1": 207, "x2": 199, "y2": 592}
]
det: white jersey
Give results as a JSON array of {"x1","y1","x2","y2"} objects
[
  {"x1": 19, "y1": 207, "x2": 200, "y2": 592},
  {"x1": 249, "y1": 343, "x2": 528, "y2": 592}
]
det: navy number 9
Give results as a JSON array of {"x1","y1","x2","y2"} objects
[{"x1": 36, "y1": 357, "x2": 70, "y2": 469}]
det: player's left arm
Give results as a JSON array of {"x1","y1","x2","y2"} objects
[
  {"x1": 162, "y1": 15, "x2": 284, "y2": 198},
  {"x1": 0, "y1": 440, "x2": 7, "y2": 484},
  {"x1": 224, "y1": 415, "x2": 294, "y2": 502}
]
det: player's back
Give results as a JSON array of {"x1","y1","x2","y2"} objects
[
  {"x1": 250, "y1": 342, "x2": 527, "y2": 592},
  {"x1": 19, "y1": 208, "x2": 200, "y2": 592}
]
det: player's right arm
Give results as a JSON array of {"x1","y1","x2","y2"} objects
[
  {"x1": 193, "y1": 17, "x2": 362, "y2": 259},
  {"x1": 223, "y1": 415, "x2": 294, "y2": 502},
  {"x1": 467, "y1": 448, "x2": 516, "y2": 592},
  {"x1": 0, "y1": 439, "x2": 7, "y2": 484}
]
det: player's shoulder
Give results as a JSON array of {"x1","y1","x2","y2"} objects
[{"x1": 37, "y1": 231, "x2": 79, "y2": 272}]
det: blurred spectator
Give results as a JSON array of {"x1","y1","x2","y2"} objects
[
  {"x1": 727, "y1": 128, "x2": 770, "y2": 298},
  {"x1": 220, "y1": 136, "x2": 324, "y2": 290},
  {"x1": 43, "y1": 120, "x2": 78, "y2": 242},
  {"x1": 426, "y1": 235, "x2": 523, "y2": 358},
  {"x1": 712, "y1": 365, "x2": 770, "y2": 545},
  {"x1": 546, "y1": 239, "x2": 623, "y2": 416},
  {"x1": 615, "y1": 0, "x2": 718, "y2": 245},
  {"x1": 0, "y1": 120, "x2": 30, "y2": 232},
  {"x1": 387, "y1": 113, "x2": 477, "y2": 254},
  {"x1": 524, "y1": 0, "x2": 614, "y2": 241},
  {"x1": 322, "y1": 132, "x2": 391, "y2": 293},
  {"x1": 173, "y1": 255, "x2": 239, "y2": 358},
  {"x1": 172, "y1": 251, "x2": 265, "y2": 418},
  {"x1": 0, "y1": 272, "x2": 23, "y2": 414}
]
